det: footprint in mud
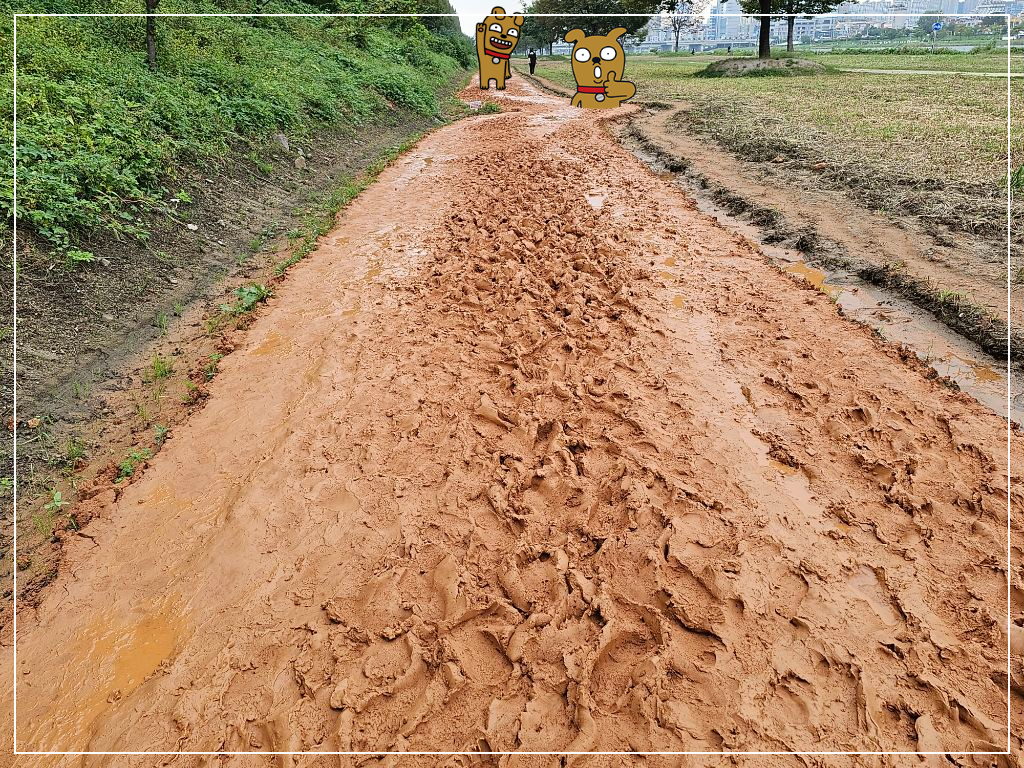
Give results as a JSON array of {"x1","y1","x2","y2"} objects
[
  {"x1": 848, "y1": 565, "x2": 903, "y2": 628},
  {"x1": 585, "y1": 189, "x2": 608, "y2": 210}
]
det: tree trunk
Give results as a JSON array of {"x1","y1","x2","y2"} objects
[
  {"x1": 674, "y1": 29, "x2": 680, "y2": 52},
  {"x1": 145, "y1": 0, "x2": 159, "y2": 70},
  {"x1": 758, "y1": 0, "x2": 771, "y2": 59},
  {"x1": 786, "y1": 15, "x2": 795, "y2": 52}
]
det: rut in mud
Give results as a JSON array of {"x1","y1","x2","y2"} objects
[{"x1": 8, "y1": 79, "x2": 1022, "y2": 761}]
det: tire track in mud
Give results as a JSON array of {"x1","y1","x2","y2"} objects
[{"x1": 7, "y1": 78, "x2": 1022, "y2": 763}]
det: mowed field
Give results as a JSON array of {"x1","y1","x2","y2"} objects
[{"x1": 537, "y1": 51, "x2": 1021, "y2": 189}]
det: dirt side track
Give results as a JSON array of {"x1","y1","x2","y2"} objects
[{"x1": 6, "y1": 79, "x2": 1023, "y2": 762}]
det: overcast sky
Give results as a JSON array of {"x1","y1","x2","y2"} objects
[{"x1": 452, "y1": 0, "x2": 527, "y2": 36}]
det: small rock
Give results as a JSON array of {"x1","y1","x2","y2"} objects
[
  {"x1": 294, "y1": 156, "x2": 307, "y2": 170},
  {"x1": 811, "y1": 161, "x2": 828, "y2": 171},
  {"x1": 772, "y1": 155, "x2": 785, "y2": 163},
  {"x1": 168, "y1": 277, "x2": 178, "y2": 284},
  {"x1": 216, "y1": 219, "x2": 227, "y2": 226},
  {"x1": 99, "y1": 258, "x2": 111, "y2": 268},
  {"x1": 186, "y1": 223, "x2": 199, "y2": 232},
  {"x1": 101, "y1": 313, "x2": 114, "y2": 322},
  {"x1": 26, "y1": 417, "x2": 41, "y2": 429},
  {"x1": 273, "y1": 132, "x2": 290, "y2": 151}
]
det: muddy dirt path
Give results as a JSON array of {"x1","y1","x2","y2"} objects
[{"x1": 8, "y1": 78, "x2": 1023, "y2": 762}]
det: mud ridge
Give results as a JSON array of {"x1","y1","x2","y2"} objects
[{"x1": 621, "y1": 115, "x2": 1021, "y2": 364}]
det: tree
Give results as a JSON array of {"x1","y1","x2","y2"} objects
[
  {"x1": 521, "y1": 0, "x2": 660, "y2": 43},
  {"x1": 520, "y1": 0, "x2": 565, "y2": 54},
  {"x1": 668, "y1": 0, "x2": 706, "y2": 52},
  {"x1": 145, "y1": 0, "x2": 159, "y2": 70},
  {"x1": 737, "y1": 0, "x2": 840, "y2": 57}
]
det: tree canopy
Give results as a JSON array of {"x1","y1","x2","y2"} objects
[{"x1": 520, "y1": 0, "x2": 661, "y2": 41}]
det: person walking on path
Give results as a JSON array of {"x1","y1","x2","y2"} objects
[{"x1": 529, "y1": 48, "x2": 537, "y2": 74}]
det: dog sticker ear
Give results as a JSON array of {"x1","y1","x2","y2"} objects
[
  {"x1": 564, "y1": 29, "x2": 585, "y2": 43},
  {"x1": 513, "y1": 15, "x2": 524, "y2": 25},
  {"x1": 608, "y1": 27, "x2": 627, "y2": 40},
  {"x1": 491, "y1": 6, "x2": 506, "y2": 14}
]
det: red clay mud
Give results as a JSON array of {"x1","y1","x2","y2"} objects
[{"x1": 6, "y1": 78, "x2": 1022, "y2": 764}]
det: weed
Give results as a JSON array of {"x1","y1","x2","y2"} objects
[
  {"x1": 116, "y1": 448, "x2": 152, "y2": 482},
  {"x1": 205, "y1": 353, "x2": 224, "y2": 381},
  {"x1": 149, "y1": 354, "x2": 173, "y2": 380},
  {"x1": 44, "y1": 488, "x2": 67, "y2": 513},
  {"x1": 54, "y1": 436, "x2": 86, "y2": 472},
  {"x1": 205, "y1": 315, "x2": 223, "y2": 335},
  {"x1": 220, "y1": 283, "x2": 272, "y2": 316},
  {"x1": 478, "y1": 101, "x2": 502, "y2": 114},
  {"x1": 0, "y1": 477, "x2": 11, "y2": 495},
  {"x1": 32, "y1": 509, "x2": 55, "y2": 538},
  {"x1": 154, "y1": 424, "x2": 169, "y2": 446},
  {"x1": 6, "y1": 13, "x2": 469, "y2": 260},
  {"x1": 154, "y1": 312, "x2": 169, "y2": 334},
  {"x1": 65, "y1": 249, "x2": 95, "y2": 268},
  {"x1": 1011, "y1": 164, "x2": 1024, "y2": 194}
]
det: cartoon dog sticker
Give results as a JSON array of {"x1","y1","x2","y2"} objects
[
  {"x1": 565, "y1": 28, "x2": 636, "y2": 108},
  {"x1": 476, "y1": 7, "x2": 524, "y2": 91}
]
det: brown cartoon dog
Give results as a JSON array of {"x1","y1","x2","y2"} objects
[
  {"x1": 565, "y1": 28, "x2": 636, "y2": 109},
  {"x1": 476, "y1": 7, "x2": 524, "y2": 90}
]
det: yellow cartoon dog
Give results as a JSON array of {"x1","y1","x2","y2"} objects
[
  {"x1": 477, "y1": 7, "x2": 524, "y2": 90},
  {"x1": 565, "y1": 28, "x2": 636, "y2": 108}
]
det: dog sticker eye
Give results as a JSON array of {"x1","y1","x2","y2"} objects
[
  {"x1": 507, "y1": 28, "x2": 518, "y2": 36},
  {"x1": 574, "y1": 47, "x2": 591, "y2": 62},
  {"x1": 489, "y1": 23, "x2": 502, "y2": 31},
  {"x1": 600, "y1": 47, "x2": 616, "y2": 60}
]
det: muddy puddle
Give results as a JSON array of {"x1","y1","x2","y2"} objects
[{"x1": 627, "y1": 143, "x2": 1023, "y2": 424}]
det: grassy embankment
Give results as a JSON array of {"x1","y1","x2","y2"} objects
[{"x1": 1, "y1": 2, "x2": 471, "y2": 263}]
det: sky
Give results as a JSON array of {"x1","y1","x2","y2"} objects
[{"x1": 452, "y1": 0, "x2": 527, "y2": 35}]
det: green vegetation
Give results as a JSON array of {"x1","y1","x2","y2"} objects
[
  {"x1": 219, "y1": 282, "x2": 272, "y2": 315},
  {"x1": 2, "y1": 1, "x2": 472, "y2": 261},
  {"x1": 116, "y1": 447, "x2": 152, "y2": 482},
  {"x1": 149, "y1": 353, "x2": 173, "y2": 380},
  {"x1": 204, "y1": 352, "x2": 223, "y2": 380}
]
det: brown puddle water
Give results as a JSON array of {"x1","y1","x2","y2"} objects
[
  {"x1": 25, "y1": 595, "x2": 185, "y2": 750},
  {"x1": 626, "y1": 142, "x2": 1023, "y2": 423}
]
